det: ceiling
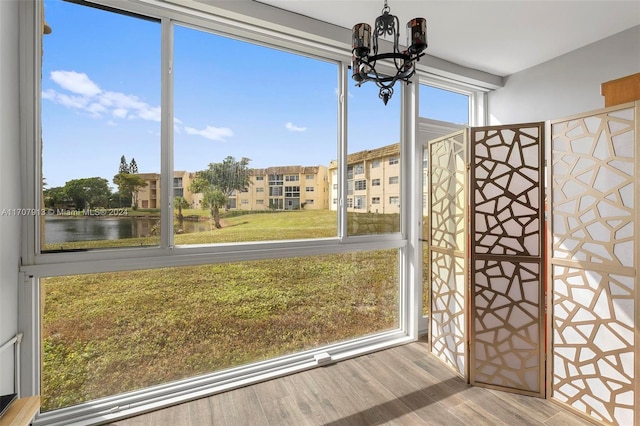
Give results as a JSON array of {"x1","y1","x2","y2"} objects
[{"x1": 256, "y1": 1, "x2": 640, "y2": 77}]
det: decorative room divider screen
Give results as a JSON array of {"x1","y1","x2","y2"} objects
[
  {"x1": 427, "y1": 104, "x2": 639, "y2": 425},
  {"x1": 548, "y1": 101, "x2": 638, "y2": 426}
]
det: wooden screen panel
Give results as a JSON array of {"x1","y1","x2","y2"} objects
[
  {"x1": 549, "y1": 103, "x2": 638, "y2": 425},
  {"x1": 470, "y1": 123, "x2": 545, "y2": 396},
  {"x1": 429, "y1": 130, "x2": 468, "y2": 378}
]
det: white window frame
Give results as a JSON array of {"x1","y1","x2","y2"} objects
[{"x1": 18, "y1": 1, "x2": 416, "y2": 424}]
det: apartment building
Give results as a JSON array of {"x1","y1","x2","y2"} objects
[
  {"x1": 135, "y1": 171, "x2": 200, "y2": 209},
  {"x1": 328, "y1": 143, "x2": 401, "y2": 214},
  {"x1": 230, "y1": 165, "x2": 329, "y2": 211}
]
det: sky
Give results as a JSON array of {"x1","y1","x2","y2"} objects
[{"x1": 42, "y1": 0, "x2": 468, "y2": 189}]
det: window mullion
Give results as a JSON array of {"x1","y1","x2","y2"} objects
[{"x1": 160, "y1": 17, "x2": 174, "y2": 249}]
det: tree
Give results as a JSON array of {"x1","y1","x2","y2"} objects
[
  {"x1": 174, "y1": 196, "x2": 189, "y2": 229},
  {"x1": 129, "y1": 158, "x2": 138, "y2": 174},
  {"x1": 189, "y1": 156, "x2": 251, "y2": 229},
  {"x1": 118, "y1": 155, "x2": 130, "y2": 174},
  {"x1": 63, "y1": 177, "x2": 111, "y2": 209},
  {"x1": 113, "y1": 173, "x2": 147, "y2": 209},
  {"x1": 43, "y1": 186, "x2": 66, "y2": 209}
]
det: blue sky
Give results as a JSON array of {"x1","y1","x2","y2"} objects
[{"x1": 42, "y1": 0, "x2": 467, "y2": 189}]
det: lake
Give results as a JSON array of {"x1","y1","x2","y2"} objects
[{"x1": 44, "y1": 216, "x2": 210, "y2": 243}]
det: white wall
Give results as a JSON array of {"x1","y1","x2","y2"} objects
[
  {"x1": 0, "y1": 0, "x2": 22, "y2": 395},
  {"x1": 488, "y1": 25, "x2": 640, "y2": 124}
]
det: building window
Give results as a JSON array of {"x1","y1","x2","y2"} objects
[
  {"x1": 346, "y1": 166, "x2": 354, "y2": 181},
  {"x1": 333, "y1": 183, "x2": 338, "y2": 190},
  {"x1": 306, "y1": 187, "x2": 314, "y2": 192},
  {"x1": 306, "y1": 199, "x2": 314, "y2": 205},
  {"x1": 173, "y1": 177, "x2": 183, "y2": 188},
  {"x1": 388, "y1": 157, "x2": 399, "y2": 165},
  {"x1": 269, "y1": 174, "x2": 283, "y2": 185},
  {"x1": 353, "y1": 163, "x2": 364, "y2": 175},
  {"x1": 332, "y1": 198, "x2": 338, "y2": 205},
  {"x1": 389, "y1": 176, "x2": 399, "y2": 185},
  {"x1": 269, "y1": 187, "x2": 283, "y2": 196},
  {"x1": 256, "y1": 199, "x2": 264, "y2": 204},
  {"x1": 372, "y1": 179, "x2": 381, "y2": 186},
  {"x1": 346, "y1": 198, "x2": 353, "y2": 208},
  {"x1": 284, "y1": 186, "x2": 300, "y2": 197},
  {"x1": 241, "y1": 199, "x2": 249, "y2": 204},
  {"x1": 354, "y1": 180, "x2": 366, "y2": 191},
  {"x1": 305, "y1": 174, "x2": 314, "y2": 179},
  {"x1": 354, "y1": 196, "x2": 365, "y2": 209},
  {"x1": 174, "y1": 188, "x2": 184, "y2": 197},
  {"x1": 285, "y1": 175, "x2": 299, "y2": 182},
  {"x1": 347, "y1": 180, "x2": 354, "y2": 195},
  {"x1": 255, "y1": 176, "x2": 264, "y2": 181},
  {"x1": 389, "y1": 196, "x2": 400, "y2": 205},
  {"x1": 256, "y1": 187, "x2": 264, "y2": 193},
  {"x1": 371, "y1": 159, "x2": 380, "y2": 168},
  {"x1": 372, "y1": 197, "x2": 380, "y2": 204}
]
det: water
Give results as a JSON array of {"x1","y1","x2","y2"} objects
[{"x1": 44, "y1": 216, "x2": 209, "y2": 243}]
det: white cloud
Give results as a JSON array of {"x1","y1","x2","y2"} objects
[
  {"x1": 50, "y1": 70, "x2": 102, "y2": 96},
  {"x1": 285, "y1": 122, "x2": 307, "y2": 132},
  {"x1": 184, "y1": 125, "x2": 234, "y2": 141},
  {"x1": 43, "y1": 70, "x2": 232, "y2": 140}
]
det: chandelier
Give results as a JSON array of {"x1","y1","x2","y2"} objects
[{"x1": 352, "y1": 0, "x2": 427, "y2": 104}]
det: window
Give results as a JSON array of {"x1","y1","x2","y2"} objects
[
  {"x1": 346, "y1": 80, "x2": 400, "y2": 235},
  {"x1": 372, "y1": 197, "x2": 380, "y2": 204},
  {"x1": 284, "y1": 186, "x2": 300, "y2": 197},
  {"x1": 388, "y1": 157, "x2": 399, "y2": 165},
  {"x1": 372, "y1": 178, "x2": 381, "y2": 186},
  {"x1": 347, "y1": 180, "x2": 354, "y2": 195},
  {"x1": 41, "y1": 1, "x2": 161, "y2": 251},
  {"x1": 389, "y1": 176, "x2": 399, "y2": 185},
  {"x1": 419, "y1": 84, "x2": 469, "y2": 124},
  {"x1": 29, "y1": 0, "x2": 408, "y2": 422},
  {"x1": 389, "y1": 196, "x2": 399, "y2": 205},
  {"x1": 269, "y1": 187, "x2": 283, "y2": 196}
]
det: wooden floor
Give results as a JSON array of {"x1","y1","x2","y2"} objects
[{"x1": 110, "y1": 340, "x2": 593, "y2": 426}]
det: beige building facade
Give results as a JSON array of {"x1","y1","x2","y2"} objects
[
  {"x1": 328, "y1": 143, "x2": 401, "y2": 214},
  {"x1": 135, "y1": 171, "x2": 200, "y2": 209}
]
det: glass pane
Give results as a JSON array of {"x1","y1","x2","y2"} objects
[
  {"x1": 41, "y1": 0, "x2": 161, "y2": 251},
  {"x1": 40, "y1": 250, "x2": 399, "y2": 411},
  {"x1": 422, "y1": 146, "x2": 430, "y2": 316},
  {"x1": 419, "y1": 84, "x2": 469, "y2": 125},
  {"x1": 345, "y1": 81, "x2": 401, "y2": 235},
  {"x1": 173, "y1": 25, "x2": 338, "y2": 244}
]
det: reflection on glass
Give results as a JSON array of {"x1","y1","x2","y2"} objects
[
  {"x1": 345, "y1": 82, "x2": 401, "y2": 235},
  {"x1": 40, "y1": 250, "x2": 399, "y2": 411},
  {"x1": 41, "y1": 0, "x2": 161, "y2": 251},
  {"x1": 173, "y1": 25, "x2": 338, "y2": 244}
]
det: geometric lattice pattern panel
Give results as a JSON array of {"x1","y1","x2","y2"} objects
[
  {"x1": 472, "y1": 124, "x2": 543, "y2": 256},
  {"x1": 552, "y1": 266, "x2": 635, "y2": 426},
  {"x1": 470, "y1": 123, "x2": 545, "y2": 396},
  {"x1": 430, "y1": 130, "x2": 466, "y2": 252},
  {"x1": 473, "y1": 260, "x2": 541, "y2": 393},
  {"x1": 551, "y1": 107, "x2": 636, "y2": 268},
  {"x1": 429, "y1": 130, "x2": 467, "y2": 379},
  {"x1": 430, "y1": 251, "x2": 466, "y2": 377},
  {"x1": 550, "y1": 104, "x2": 638, "y2": 426}
]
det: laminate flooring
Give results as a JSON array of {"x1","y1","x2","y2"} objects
[{"x1": 110, "y1": 340, "x2": 594, "y2": 426}]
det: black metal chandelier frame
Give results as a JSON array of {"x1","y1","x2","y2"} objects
[{"x1": 352, "y1": 0, "x2": 427, "y2": 104}]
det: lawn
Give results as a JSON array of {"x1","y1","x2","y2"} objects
[{"x1": 40, "y1": 210, "x2": 405, "y2": 411}]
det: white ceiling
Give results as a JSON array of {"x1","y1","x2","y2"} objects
[{"x1": 256, "y1": 0, "x2": 640, "y2": 76}]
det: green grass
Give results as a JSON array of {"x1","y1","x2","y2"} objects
[{"x1": 40, "y1": 210, "x2": 404, "y2": 411}]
